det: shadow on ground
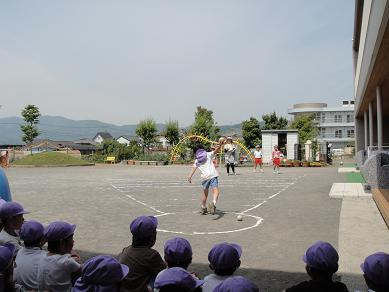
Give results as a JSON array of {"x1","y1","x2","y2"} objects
[{"x1": 77, "y1": 249, "x2": 366, "y2": 292}]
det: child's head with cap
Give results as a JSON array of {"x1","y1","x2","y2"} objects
[
  {"x1": 213, "y1": 276, "x2": 259, "y2": 292},
  {"x1": 0, "y1": 202, "x2": 28, "y2": 234},
  {"x1": 154, "y1": 267, "x2": 204, "y2": 292},
  {"x1": 164, "y1": 237, "x2": 192, "y2": 269},
  {"x1": 208, "y1": 242, "x2": 242, "y2": 276},
  {"x1": 130, "y1": 216, "x2": 158, "y2": 247},
  {"x1": 303, "y1": 241, "x2": 339, "y2": 279},
  {"x1": 361, "y1": 252, "x2": 389, "y2": 291},
  {"x1": 73, "y1": 255, "x2": 129, "y2": 292},
  {"x1": 195, "y1": 149, "x2": 207, "y2": 164},
  {"x1": 44, "y1": 221, "x2": 76, "y2": 255},
  {"x1": 20, "y1": 220, "x2": 44, "y2": 248}
]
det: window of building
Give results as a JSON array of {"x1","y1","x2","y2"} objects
[
  {"x1": 342, "y1": 101, "x2": 348, "y2": 105},
  {"x1": 347, "y1": 129, "x2": 354, "y2": 138},
  {"x1": 321, "y1": 128, "x2": 326, "y2": 138},
  {"x1": 335, "y1": 130, "x2": 343, "y2": 138},
  {"x1": 321, "y1": 113, "x2": 325, "y2": 123},
  {"x1": 350, "y1": 100, "x2": 355, "y2": 104},
  {"x1": 335, "y1": 114, "x2": 342, "y2": 123},
  {"x1": 346, "y1": 114, "x2": 353, "y2": 123}
]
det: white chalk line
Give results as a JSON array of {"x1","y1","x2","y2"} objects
[{"x1": 110, "y1": 174, "x2": 306, "y2": 235}]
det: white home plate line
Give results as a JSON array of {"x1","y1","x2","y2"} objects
[{"x1": 110, "y1": 174, "x2": 305, "y2": 235}]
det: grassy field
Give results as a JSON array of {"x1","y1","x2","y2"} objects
[{"x1": 12, "y1": 152, "x2": 94, "y2": 167}]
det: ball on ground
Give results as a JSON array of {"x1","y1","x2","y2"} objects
[{"x1": 237, "y1": 215, "x2": 243, "y2": 221}]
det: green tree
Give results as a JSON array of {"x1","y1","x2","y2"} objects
[
  {"x1": 100, "y1": 140, "x2": 142, "y2": 161},
  {"x1": 189, "y1": 106, "x2": 219, "y2": 140},
  {"x1": 20, "y1": 105, "x2": 41, "y2": 154},
  {"x1": 164, "y1": 120, "x2": 180, "y2": 148},
  {"x1": 136, "y1": 118, "x2": 157, "y2": 153},
  {"x1": 242, "y1": 117, "x2": 262, "y2": 149},
  {"x1": 289, "y1": 114, "x2": 318, "y2": 144},
  {"x1": 262, "y1": 112, "x2": 288, "y2": 130}
]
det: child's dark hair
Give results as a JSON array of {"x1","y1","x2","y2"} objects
[
  {"x1": 47, "y1": 234, "x2": 73, "y2": 253},
  {"x1": 165, "y1": 257, "x2": 192, "y2": 270},
  {"x1": 159, "y1": 285, "x2": 201, "y2": 292},
  {"x1": 132, "y1": 231, "x2": 156, "y2": 248},
  {"x1": 214, "y1": 265, "x2": 239, "y2": 276},
  {"x1": 24, "y1": 238, "x2": 42, "y2": 248}
]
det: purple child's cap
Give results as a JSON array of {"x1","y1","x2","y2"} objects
[
  {"x1": 361, "y1": 252, "x2": 389, "y2": 288},
  {"x1": 164, "y1": 237, "x2": 192, "y2": 263},
  {"x1": 20, "y1": 220, "x2": 44, "y2": 243},
  {"x1": 213, "y1": 276, "x2": 259, "y2": 292},
  {"x1": 303, "y1": 241, "x2": 339, "y2": 271},
  {"x1": 195, "y1": 149, "x2": 207, "y2": 164},
  {"x1": 0, "y1": 202, "x2": 29, "y2": 220},
  {"x1": 0, "y1": 243, "x2": 16, "y2": 273},
  {"x1": 130, "y1": 216, "x2": 158, "y2": 238},
  {"x1": 208, "y1": 242, "x2": 242, "y2": 270},
  {"x1": 44, "y1": 221, "x2": 76, "y2": 242},
  {"x1": 81, "y1": 255, "x2": 129, "y2": 285},
  {"x1": 154, "y1": 267, "x2": 204, "y2": 290}
]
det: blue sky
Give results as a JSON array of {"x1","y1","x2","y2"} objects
[{"x1": 0, "y1": 0, "x2": 354, "y2": 126}]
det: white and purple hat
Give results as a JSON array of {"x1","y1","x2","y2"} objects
[
  {"x1": 0, "y1": 202, "x2": 29, "y2": 220},
  {"x1": 195, "y1": 149, "x2": 207, "y2": 164},
  {"x1": 20, "y1": 220, "x2": 44, "y2": 243},
  {"x1": 164, "y1": 237, "x2": 192, "y2": 264},
  {"x1": 303, "y1": 241, "x2": 339, "y2": 272},
  {"x1": 208, "y1": 242, "x2": 242, "y2": 270},
  {"x1": 154, "y1": 267, "x2": 204, "y2": 290},
  {"x1": 130, "y1": 216, "x2": 158, "y2": 238},
  {"x1": 0, "y1": 243, "x2": 16, "y2": 273},
  {"x1": 44, "y1": 221, "x2": 76, "y2": 241},
  {"x1": 73, "y1": 255, "x2": 129, "y2": 292},
  {"x1": 213, "y1": 276, "x2": 259, "y2": 292},
  {"x1": 361, "y1": 252, "x2": 389, "y2": 288}
]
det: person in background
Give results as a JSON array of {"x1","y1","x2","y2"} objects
[
  {"x1": 14, "y1": 220, "x2": 46, "y2": 291},
  {"x1": 224, "y1": 137, "x2": 236, "y2": 176},
  {"x1": 253, "y1": 145, "x2": 263, "y2": 173},
  {"x1": 0, "y1": 202, "x2": 29, "y2": 252},
  {"x1": 37, "y1": 221, "x2": 81, "y2": 292},
  {"x1": 360, "y1": 252, "x2": 389, "y2": 292},
  {"x1": 119, "y1": 215, "x2": 166, "y2": 292},
  {"x1": 284, "y1": 241, "x2": 349, "y2": 292},
  {"x1": 73, "y1": 255, "x2": 129, "y2": 292},
  {"x1": 202, "y1": 242, "x2": 242, "y2": 292}
]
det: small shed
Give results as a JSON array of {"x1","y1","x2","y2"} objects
[
  {"x1": 261, "y1": 129, "x2": 299, "y2": 163},
  {"x1": 93, "y1": 132, "x2": 113, "y2": 144}
]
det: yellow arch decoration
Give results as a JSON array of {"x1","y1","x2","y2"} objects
[{"x1": 169, "y1": 134, "x2": 254, "y2": 163}]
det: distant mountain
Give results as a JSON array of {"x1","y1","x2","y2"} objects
[{"x1": 0, "y1": 115, "x2": 244, "y2": 145}]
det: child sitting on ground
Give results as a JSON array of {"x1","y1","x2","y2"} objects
[
  {"x1": 163, "y1": 237, "x2": 192, "y2": 269},
  {"x1": 154, "y1": 267, "x2": 204, "y2": 292},
  {"x1": 284, "y1": 241, "x2": 349, "y2": 292},
  {"x1": 119, "y1": 215, "x2": 166, "y2": 292},
  {"x1": 73, "y1": 255, "x2": 129, "y2": 292},
  {"x1": 14, "y1": 220, "x2": 46, "y2": 291},
  {"x1": 202, "y1": 242, "x2": 242, "y2": 292},
  {"x1": 361, "y1": 252, "x2": 389, "y2": 292},
  {"x1": 0, "y1": 202, "x2": 29, "y2": 252},
  {"x1": 37, "y1": 221, "x2": 82, "y2": 291}
]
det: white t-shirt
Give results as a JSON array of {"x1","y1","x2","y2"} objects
[
  {"x1": 14, "y1": 247, "x2": 46, "y2": 290},
  {"x1": 193, "y1": 152, "x2": 219, "y2": 181},
  {"x1": 0, "y1": 229, "x2": 23, "y2": 252},
  {"x1": 202, "y1": 273, "x2": 231, "y2": 292},
  {"x1": 253, "y1": 150, "x2": 262, "y2": 159},
  {"x1": 37, "y1": 253, "x2": 81, "y2": 292}
]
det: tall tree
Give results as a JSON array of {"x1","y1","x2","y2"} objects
[
  {"x1": 242, "y1": 117, "x2": 262, "y2": 149},
  {"x1": 164, "y1": 120, "x2": 180, "y2": 148},
  {"x1": 136, "y1": 118, "x2": 157, "y2": 153},
  {"x1": 289, "y1": 114, "x2": 318, "y2": 144},
  {"x1": 189, "y1": 106, "x2": 219, "y2": 140},
  {"x1": 20, "y1": 105, "x2": 41, "y2": 154},
  {"x1": 262, "y1": 112, "x2": 288, "y2": 130}
]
